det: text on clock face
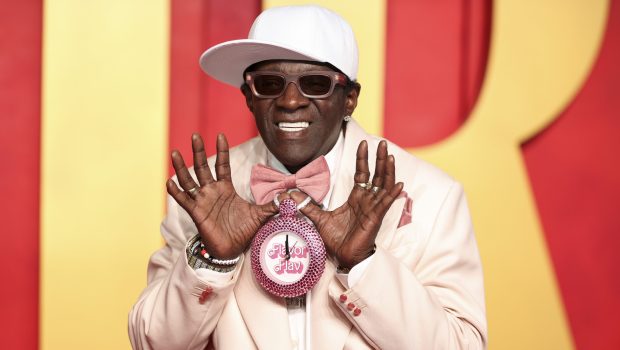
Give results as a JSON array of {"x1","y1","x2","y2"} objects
[
  {"x1": 263, "y1": 231, "x2": 311, "y2": 283},
  {"x1": 273, "y1": 259, "x2": 305, "y2": 275},
  {"x1": 267, "y1": 243, "x2": 309, "y2": 259}
]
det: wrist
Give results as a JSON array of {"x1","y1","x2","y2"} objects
[
  {"x1": 337, "y1": 244, "x2": 376, "y2": 273},
  {"x1": 186, "y1": 234, "x2": 239, "y2": 272},
  {"x1": 196, "y1": 239, "x2": 241, "y2": 266}
]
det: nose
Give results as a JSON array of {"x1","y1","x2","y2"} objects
[{"x1": 275, "y1": 82, "x2": 310, "y2": 110}]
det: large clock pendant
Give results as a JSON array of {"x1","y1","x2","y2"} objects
[{"x1": 250, "y1": 198, "x2": 326, "y2": 298}]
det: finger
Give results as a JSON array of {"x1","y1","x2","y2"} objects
[
  {"x1": 192, "y1": 133, "x2": 214, "y2": 186},
  {"x1": 371, "y1": 140, "x2": 387, "y2": 189},
  {"x1": 354, "y1": 140, "x2": 370, "y2": 187},
  {"x1": 383, "y1": 155, "x2": 396, "y2": 192},
  {"x1": 376, "y1": 182, "x2": 404, "y2": 212},
  {"x1": 166, "y1": 178, "x2": 194, "y2": 210},
  {"x1": 270, "y1": 192, "x2": 291, "y2": 211},
  {"x1": 289, "y1": 191, "x2": 323, "y2": 225},
  {"x1": 256, "y1": 200, "x2": 279, "y2": 219},
  {"x1": 276, "y1": 191, "x2": 291, "y2": 203},
  {"x1": 171, "y1": 150, "x2": 199, "y2": 192},
  {"x1": 215, "y1": 133, "x2": 232, "y2": 181}
]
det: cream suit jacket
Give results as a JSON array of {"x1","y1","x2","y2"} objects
[{"x1": 129, "y1": 120, "x2": 488, "y2": 349}]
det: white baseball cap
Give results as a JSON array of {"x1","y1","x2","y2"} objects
[{"x1": 199, "y1": 5, "x2": 359, "y2": 88}]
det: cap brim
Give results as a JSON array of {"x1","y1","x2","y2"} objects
[{"x1": 199, "y1": 39, "x2": 322, "y2": 88}]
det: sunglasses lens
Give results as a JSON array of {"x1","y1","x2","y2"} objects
[
  {"x1": 299, "y1": 75, "x2": 333, "y2": 96},
  {"x1": 253, "y1": 74, "x2": 286, "y2": 96}
]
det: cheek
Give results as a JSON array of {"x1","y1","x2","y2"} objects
[
  {"x1": 316, "y1": 102, "x2": 345, "y2": 130},
  {"x1": 251, "y1": 103, "x2": 273, "y2": 128}
]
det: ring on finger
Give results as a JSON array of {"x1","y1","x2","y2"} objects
[
  {"x1": 356, "y1": 182, "x2": 372, "y2": 190},
  {"x1": 371, "y1": 186, "x2": 381, "y2": 194},
  {"x1": 187, "y1": 186, "x2": 200, "y2": 197}
]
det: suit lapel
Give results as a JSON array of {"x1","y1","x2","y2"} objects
[
  {"x1": 231, "y1": 138, "x2": 293, "y2": 350},
  {"x1": 235, "y1": 251, "x2": 293, "y2": 350},
  {"x1": 325, "y1": 120, "x2": 363, "y2": 211},
  {"x1": 310, "y1": 120, "x2": 367, "y2": 350},
  {"x1": 332, "y1": 121, "x2": 406, "y2": 248},
  {"x1": 310, "y1": 260, "x2": 353, "y2": 350},
  {"x1": 311, "y1": 121, "x2": 407, "y2": 349}
]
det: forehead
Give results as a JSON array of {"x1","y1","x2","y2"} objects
[{"x1": 247, "y1": 60, "x2": 336, "y2": 74}]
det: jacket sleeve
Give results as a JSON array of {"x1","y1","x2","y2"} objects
[
  {"x1": 329, "y1": 181, "x2": 488, "y2": 349},
  {"x1": 128, "y1": 195, "x2": 244, "y2": 350}
]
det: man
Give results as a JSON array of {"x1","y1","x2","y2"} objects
[{"x1": 129, "y1": 5, "x2": 487, "y2": 349}]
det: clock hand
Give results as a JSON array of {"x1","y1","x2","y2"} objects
[
  {"x1": 289, "y1": 241, "x2": 298, "y2": 252},
  {"x1": 286, "y1": 241, "x2": 299, "y2": 261},
  {"x1": 285, "y1": 234, "x2": 290, "y2": 260}
]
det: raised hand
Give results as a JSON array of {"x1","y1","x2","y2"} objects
[
  {"x1": 166, "y1": 133, "x2": 278, "y2": 260},
  {"x1": 291, "y1": 140, "x2": 403, "y2": 269}
]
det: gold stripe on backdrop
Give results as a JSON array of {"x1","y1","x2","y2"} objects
[
  {"x1": 263, "y1": 0, "x2": 386, "y2": 136},
  {"x1": 413, "y1": 0, "x2": 609, "y2": 348},
  {"x1": 41, "y1": 1, "x2": 169, "y2": 349}
]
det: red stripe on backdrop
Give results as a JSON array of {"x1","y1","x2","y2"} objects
[
  {"x1": 0, "y1": 1, "x2": 42, "y2": 349},
  {"x1": 169, "y1": 0, "x2": 260, "y2": 172},
  {"x1": 522, "y1": 3, "x2": 620, "y2": 349},
  {"x1": 383, "y1": 0, "x2": 490, "y2": 147}
]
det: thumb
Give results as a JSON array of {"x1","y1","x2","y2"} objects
[
  {"x1": 255, "y1": 199, "x2": 279, "y2": 222},
  {"x1": 289, "y1": 191, "x2": 323, "y2": 224}
]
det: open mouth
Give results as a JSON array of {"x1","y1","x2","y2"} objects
[{"x1": 277, "y1": 121, "x2": 310, "y2": 132}]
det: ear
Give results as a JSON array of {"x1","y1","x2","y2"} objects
[
  {"x1": 344, "y1": 82, "x2": 361, "y2": 116},
  {"x1": 240, "y1": 84, "x2": 253, "y2": 112}
]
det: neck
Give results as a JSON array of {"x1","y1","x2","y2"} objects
[{"x1": 285, "y1": 164, "x2": 304, "y2": 174}]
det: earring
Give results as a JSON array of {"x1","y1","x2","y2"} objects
[{"x1": 343, "y1": 115, "x2": 352, "y2": 122}]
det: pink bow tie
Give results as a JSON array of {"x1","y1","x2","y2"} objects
[{"x1": 250, "y1": 156, "x2": 330, "y2": 205}]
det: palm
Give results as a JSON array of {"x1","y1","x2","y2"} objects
[
  {"x1": 167, "y1": 134, "x2": 276, "y2": 259},
  {"x1": 294, "y1": 140, "x2": 403, "y2": 268}
]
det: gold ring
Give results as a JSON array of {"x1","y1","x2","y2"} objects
[
  {"x1": 371, "y1": 186, "x2": 380, "y2": 193},
  {"x1": 188, "y1": 186, "x2": 200, "y2": 196},
  {"x1": 356, "y1": 182, "x2": 371, "y2": 189}
]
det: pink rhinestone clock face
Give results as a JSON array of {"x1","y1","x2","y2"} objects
[
  {"x1": 251, "y1": 199, "x2": 326, "y2": 298},
  {"x1": 260, "y1": 231, "x2": 310, "y2": 285}
]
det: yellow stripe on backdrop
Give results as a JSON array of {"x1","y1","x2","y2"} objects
[
  {"x1": 264, "y1": 0, "x2": 386, "y2": 136},
  {"x1": 41, "y1": 1, "x2": 169, "y2": 349},
  {"x1": 414, "y1": 0, "x2": 609, "y2": 349}
]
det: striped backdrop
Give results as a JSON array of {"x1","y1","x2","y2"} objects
[{"x1": 1, "y1": 0, "x2": 619, "y2": 349}]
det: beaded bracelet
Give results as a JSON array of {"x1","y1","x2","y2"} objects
[
  {"x1": 196, "y1": 240, "x2": 240, "y2": 266},
  {"x1": 189, "y1": 237, "x2": 240, "y2": 266}
]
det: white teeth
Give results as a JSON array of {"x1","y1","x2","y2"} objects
[{"x1": 278, "y1": 122, "x2": 309, "y2": 132}]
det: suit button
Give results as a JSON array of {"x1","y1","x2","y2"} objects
[
  {"x1": 339, "y1": 294, "x2": 348, "y2": 303},
  {"x1": 347, "y1": 302, "x2": 355, "y2": 311},
  {"x1": 199, "y1": 286, "x2": 213, "y2": 303},
  {"x1": 353, "y1": 308, "x2": 362, "y2": 316}
]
